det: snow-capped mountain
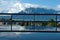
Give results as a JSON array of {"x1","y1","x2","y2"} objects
[
  {"x1": 8, "y1": 3, "x2": 25, "y2": 13},
  {"x1": 8, "y1": 3, "x2": 58, "y2": 14},
  {"x1": 8, "y1": 3, "x2": 41, "y2": 13},
  {"x1": 19, "y1": 7, "x2": 57, "y2": 14}
]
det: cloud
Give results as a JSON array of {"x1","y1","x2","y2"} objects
[
  {"x1": 8, "y1": 3, "x2": 50, "y2": 13},
  {"x1": 23, "y1": 3, "x2": 40, "y2": 8},
  {"x1": 56, "y1": 5, "x2": 60, "y2": 10},
  {"x1": 0, "y1": 0, "x2": 7, "y2": 5},
  {"x1": 0, "y1": 0, "x2": 51, "y2": 13},
  {"x1": 8, "y1": 3, "x2": 25, "y2": 13},
  {"x1": 0, "y1": 0, "x2": 19, "y2": 13},
  {"x1": 8, "y1": 3, "x2": 41, "y2": 13}
]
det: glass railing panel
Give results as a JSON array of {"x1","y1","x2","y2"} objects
[
  {"x1": 0, "y1": 22, "x2": 11, "y2": 30},
  {"x1": 12, "y1": 15, "x2": 34, "y2": 21},
  {"x1": 35, "y1": 15, "x2": 56, "y2": 21},
  {"x1": 35, "y1": 21, "x2": 56, "y2": 31},
  {"x1": 12, "y1": 21, "x2": 35, "y2": 31}
]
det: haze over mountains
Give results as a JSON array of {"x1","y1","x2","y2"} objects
[{"x1": 7, "y1": 3, "x2": 59, "y2": 14}]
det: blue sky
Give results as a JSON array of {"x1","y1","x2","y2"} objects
[
  {"x1": 20, "y1": 0, "x2": 60, "y2": 8},
  {"x1": 0, "y1": 0, "x2": 60, "y2": 8}
]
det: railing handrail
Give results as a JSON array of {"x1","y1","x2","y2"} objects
[{"x1": 0, "y1": 13, "x2": 60, "y2": 15}]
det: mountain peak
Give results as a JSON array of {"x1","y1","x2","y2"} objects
[
  {"x1": 8, "y1": 3, "x2": 49, "y2": 13},
  {"x1": 8, "y1": 3, "x2": 56, "y2": 13}
]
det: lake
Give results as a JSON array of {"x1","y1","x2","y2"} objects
[{"x1": 0, "y1": 32, "x2": 60, "y2": 40}]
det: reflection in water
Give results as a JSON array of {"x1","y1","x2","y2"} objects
[
  {"x1": 0, "y1": 25, "x2": 11, "y2": 30},
  {"x1": 0, "y1": 25, "x2": 57, "y2": 31}
]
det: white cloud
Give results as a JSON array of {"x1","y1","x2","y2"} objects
[
  {"x1": 56, "y1": 5, "x2": 60, "y2": 10},
  {"x1": 0, "y1": 0, "x2": 19, "y2": 13},
  {"x1": 8, "y1": 3, "x2": 25, "y2": 13},
  {"x1": 8, "y1": 3, "x2": 41, "y2": 13},
  {"x1": 23, "y1": 3, "x2": 40, "y2": 8},
  {"x1": 8, "y1": 3, "x2": 50, "y2": 13},
  {"x1": 0, "y1": 0, "x2": 8, "y2": 6},
  {"x1": 23, "y1": 3, "x2": 50, "y2": 9},
  {"x1": 0, "y1": 0, "x2": 51, "y2": 13}
]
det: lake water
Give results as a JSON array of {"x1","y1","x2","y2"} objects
[{"x1": 0, "y1": 32, "x2": 60, "y2": 40}]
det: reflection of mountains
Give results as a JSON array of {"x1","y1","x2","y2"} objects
[{"x1": 0, "y1": 16, "x2": 55, "y2": 21}]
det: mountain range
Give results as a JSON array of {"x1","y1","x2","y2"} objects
[
  {"x1": 8, "y1": 3, "x2": 59, "y2": 14},
  {"x1": 19, "y1": 7, "x2": 57, "y2": 14}
]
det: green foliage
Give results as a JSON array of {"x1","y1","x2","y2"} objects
[
  {"x1": 57, "y1": 22, "x2": 60, "y2": 28},
  {"x1": 46, "y1": 18, "x2": 55, "y2": 26}
]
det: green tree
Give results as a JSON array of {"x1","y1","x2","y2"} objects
[{"x1": 47, "y1": 18, "x2": 56, "y2": 26}]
